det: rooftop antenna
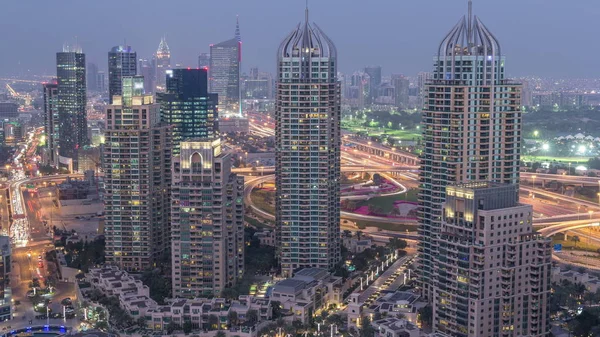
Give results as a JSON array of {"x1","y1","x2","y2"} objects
[
  {"x1": 467, "y1": 0, "x2": 473, "y2": 45},
  {"x1": 305, "y1": 0, "x2": 309, "y2": 23}
]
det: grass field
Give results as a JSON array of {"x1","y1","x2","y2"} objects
[
  {"x1": 552, "y1": 235, "x2": 600, "y2": 253},
  {"x1": 522, "y1": 155, "x2": 591, "y2": 163},
  {"x1": 350, "y1": 219, "x2": 417, "y2": 232},
  {"x1": 356, "y1": 189, "x2": 418, "y2": 213},
  {"x1": 341, "y1": 120, "x2": 421, "y2": 141},
  {"x1": 245, "y1": 216, "x2": 272, "y2": 229},
  {"x1": 250, "y1": 189, "x2": 275, "y2": 215}
]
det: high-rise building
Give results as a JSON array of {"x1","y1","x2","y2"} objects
[
  {"x1": 418, "y1": 1, "x2": 522, "y2": 301},
  {"x1": 103, "y1": 76, "x2": 172, "y2": 272},
  {"x1": 0, "y1": 102, "x2": 18, "y2": 119},
  {"x1": 364, "y1": 65, "x2": 382, "y2": 105},
  {"x1": 209, "y1": 18, "x2": 241, "y2": 115},
  {"x1": 138, "y1": 58, "x2": 156, "y2": 94},
  {"x1": 434, "y1": 182, "x2": 551, "y2": 336},
  {"x1": 0, "y1": 236, "x2": 11, "y2": 322},
  {"x1": 171, "y1": 138, "x2": 244, "y2": 297},
  {"x1": 276, "y1": 7, "x2": 341, "y2": 277},
  {"x1": 43, "y1": 81, "x2": 59, "y2": 166},
  {"x1": 155, "y1": 37, "x2": 171, "y2": 91},
  {"x1": 108, "y1": 45, "x2": 137, "y2": 104},
  {"x1": 87, "y1": 62, "x2": 99, "y2": 92},
  {"x1": 392, "y1": 74, "x2": 409, "y2": 109},
  {"x1": 96, "y1": 71, "x2": 106, "y2": 92},
  {"x1": 417, "y1": 71, "x2": 432, "y2": 109},
  {"x1": 157, "y1": 68, "x2": 218, "y2": 155},
  {"x1": 56, "y1": 46, "x2": 88, "y2": 171},
  {"x1": 197, "y1": 53, "x2": 210, "y2": 69},
  {"x1": 345, "y1": 72, "x2": 369, "y2": 110}
]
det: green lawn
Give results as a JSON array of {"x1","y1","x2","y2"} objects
[
  {"x1": 341, "y1": 120, "x2": 421, "y2": 141},
  {"x1": 351, "y1": 219, "x2": 417, "y2": 232},
  {"x1": 522, "y1": 155, "x2": 591, "y2": 163},
  {"x1": 250, "y1": 189, "x2": 275, "y2": 215},
  {"x1": 245, "y1": 216, "x2": 273, "y2": 229},
  {"x1": 552, "y1": 236, "x2": 600, "y2": 253}
]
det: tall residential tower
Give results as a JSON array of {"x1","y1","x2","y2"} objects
[
  {"x1": 418, "y1": 0, "x2": 522, "y2": 301},
  {"x1": 275, "y1": 7, "x2": 341, "y2": 277},
  {"x1": 171, "y1": 138, "x2": 244, "y2": 297},
  {"x1": 103, "y1": 76, "x2": 172, "y2": 271}
]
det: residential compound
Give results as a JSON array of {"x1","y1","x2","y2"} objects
[
  {"x1": 103, "y1": 76, "x2": 172, "y2": 271},
  {"x1": 433, "y1": 182, "x2": 551, "y2": 336},
  {"x1": 270, "y1": 268, "x2": 342, "y2": 324},
  {"x1": 275, "y1": 7, "x2": 341, "y2": 277},
  {"x1": 85, "y1": 266, "x2": 270, "y2": 333},
  {"x1": 418, "y1": 0, "x2": 522, "y2": 300},
  {"x1": 171, "y1": 138, "x2": 245, "y2": 297}
]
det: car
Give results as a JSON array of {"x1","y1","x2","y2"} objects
[
  {"x1": 26, "y1": 290, "x2": 35, "y2": 298},
  {"x1": 61, "y1": 298, "x2": 72, "y2": 306}
]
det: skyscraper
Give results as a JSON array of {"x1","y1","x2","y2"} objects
[
  {"x1": 209, "y1": 18, "x2": 241, "y2": 115},
  {"x1": 87, "y1": 62, "x2": 99, "y2": 92},
  {"x1": 155, "y1": 37, "x2": 171, "y2": 91},
  {"x1": 43, "y1": 81, "x2": 59, "y2": 166},
  {"x1": 364, "y1": 65, "x2": 382, "y2": 105},
  {"x1": 103, "y1": 76, "x2": 172, "y2": 272},
  {"x1": 108, "y1": 45, "x2": 137, "y2": 104},
  {"x1": 276, "y1": 7, "x2": 341, "y2": 277},
  {"x1": 56, "y1": 46, "x2": 87, "y2": 171},
  {"x1": 171, "y1": 138, "x2": 244, "y2": 297},
  {"x1": 197, "y1": 53, "x2": 209, "y2": 69},
  {"x1": 434, "y1": 182, "x2": 551, "y2": 337},
  {"x1": 418, "y1": 1, "x2": 522, "y2": 301},
  {"x1": 138, "y1": 58, "x2": 156, "y2": 94},
  {"x1": 391, "y1": 74, "x2": 409, "y2": 109},
  {"x1": 157, "y1": 68, "x2": 218, "y2": 155}
]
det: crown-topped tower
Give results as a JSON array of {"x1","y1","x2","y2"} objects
[{"x1": 275, "y1": 5, "x2": 341, "y2": 277}]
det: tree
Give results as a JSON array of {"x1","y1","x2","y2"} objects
[
  {"x1": 228, "y1": 310, "x2": 239, "y2": 327},
  {"x1": 215, "y1": 332, "x2": 226, "y2": 337},
  {"x1": 571, "y1": 235, "x2": 581, "y2": 248},
  {"x1": 343, "y1": 230, "x2": 353, "y2": 238},
  {"x1": 221, "y1": 288, "x2": 239, "y2": 300},
  {"x1": 246, "y1": 309, "x2": 259, "y2": 326},
  {"x1": 271, "y1": 301, "x2": 283, "y2": 319},
  {"x1": 372, "y1": 173, "x2": 382, "y2": 186},
  {"x1": 359, "y1": 316, "x2": 376, "y2": 337},
  {"x1": 387, "y1": 238, "x2": 407, "y2": 251},
  {"x1": 136, "y1": 316, "x2": 147, "y2": 328},
  {"x1": 418, "y1": 305, "x2": 433, "y2": 328},
  {"x1": 183, "y1": 320, "x2": 193, "y2": 334},
  {"x1": 208, "y1": 314, "x2": 219, "y2": 330}
]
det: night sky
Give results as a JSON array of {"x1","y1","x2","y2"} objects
[{"x1": 1, "y1": 0, "x2": 597, "y2": 78}]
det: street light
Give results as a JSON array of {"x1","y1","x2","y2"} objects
[{"x1": 532, "y1": 175, "x2": 536, "y2": 188}]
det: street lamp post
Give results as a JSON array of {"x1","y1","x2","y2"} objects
[{"x1": 532, "y1": 175, "x2": 536, "y2": 188}]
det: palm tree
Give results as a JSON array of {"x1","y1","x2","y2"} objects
[{"x1": 246, "y1": 309, "x2": 259, "y2": 326}]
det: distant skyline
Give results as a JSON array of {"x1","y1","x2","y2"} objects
[{"x1": 1, "y1": 0, "x2": 599, "y2": 78}]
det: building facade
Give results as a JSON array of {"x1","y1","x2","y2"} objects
[
  {"x1": 364, "y1": 65, "x2": 382, "y2": 105},
  {"x1": 0, "y1": 237, "x2": 11, "y2": 322},
  {"x1": 157, "y1": 68, "x2": 218, "y2": 155},
  {"x1": 433, "y1": 182, "x2": 551, "y2": 336},
  {"x1": 87, "y1": 62, "x2": 99, "y2": 92},
  {"x1": 197, "y1": 53, "x2": 209, "y2": 69},
  {"x1": 418, "y1": 1, "x2": 522, "y2": 300},
  {"x1": 155, "y1": 37, "x2": 171, "y2": 91},
  {"x1": 43, "y1": 81, "x2": 59, "y2": 166},
  {"x1": 108, "y1": 45, "x2": 137, "y2": 104},
  {"x1": 56, "y1": 47, "x2": 88, "y2": 171},
  {"x1": 170, "y1": 138, "x2": 244, "y2": 297},
  {"x1": 138, "y1": 58, "x2": 156, "y2": 94},
  {"x1": 275, "y1": 7, "x2": 341, "y2": 277},
  {"x1": 392, "y1": 74, "x2": 410, "y2": 109},
  {"x1": 103, "y1": 76, "x2": 172, "y2": 271},
  {"x1": 210, "y1": 19, "x2": 241, "y2": 115}
]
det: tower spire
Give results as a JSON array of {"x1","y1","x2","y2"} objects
[
  {"x1": 305, "y1": 0, "x2": 309, "y2": 23},
  {"x1": 467, "y1": 0, "x2": 473, "y2": 45},
  {"x1": 235, "y1": 15, "x2": 241, "y2": 42}
]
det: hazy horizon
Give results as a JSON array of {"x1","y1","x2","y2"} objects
[{"x1": 1, "y1": 0, "x2": 598, "y2": 78}]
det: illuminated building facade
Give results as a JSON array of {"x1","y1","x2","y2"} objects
[
  {"x1": 171, "y1": 138, "x2": 244, "y2": 297},
  {"x1": 275, "y1": 7, "x2": 341, "y2": 277},
  {"x1": 104, "y1": 76, "x2": 172, "y2": 271}
]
